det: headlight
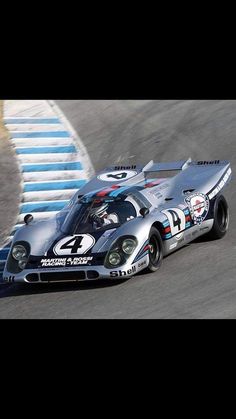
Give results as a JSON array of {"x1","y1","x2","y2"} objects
[
  {"x1": 122, "y1": 239, "x2": 137, "y2": 255},
  {"x1": 105, "y1": 236, "x2": 138, "y2": 269},
  {"x1": 12, "y1": 245, "x2": 27, "y2": 261},
  {"x1": 108, "y1": 252, "x2": 122, "y2": 266},
  {"x1": 18, "y1": 258, "x2": 28, "y2": 270}
]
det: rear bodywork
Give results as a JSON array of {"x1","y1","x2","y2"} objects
[{"x1": 3, "y1": 158, "x2": 232, "y2": 283}]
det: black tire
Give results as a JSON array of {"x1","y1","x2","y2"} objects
[
  {"x1": 206, "y1": 195, "x2": 229, "y2": 240},
  {"x1": 146, "y1": 227, "x2": 163, "y2": 272}
]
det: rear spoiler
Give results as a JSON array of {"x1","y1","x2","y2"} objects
[
  {"x1": 142, "y1": 158, "x2": 192, "y2": 172},
  {"x1": 142, "y1": 158, "x2": 230, "y2": 173}
]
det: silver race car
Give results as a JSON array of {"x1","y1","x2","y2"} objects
[{"x1": 3, "y1": 158, "x2": 232, "y2": 283}]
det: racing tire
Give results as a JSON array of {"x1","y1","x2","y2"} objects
[
  {"x1": 206, "y1": 195, "x2": 229, "y2": 240},
  {"x1": 146, "y1": 227, "x2": 163, "y2": 272}
]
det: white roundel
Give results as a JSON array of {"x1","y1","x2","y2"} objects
[
  {"x1": 185, "y1": 192, "x2": 209, "y2": 225},
  {"x1": 53, "y1": 234, "x2": 95, "y2": 256},
  {"x1": 98, "y1": 170, "x2": 137, "y2": 182}
]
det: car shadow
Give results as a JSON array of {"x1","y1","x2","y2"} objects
[{"x1": 0, "y1": 277, "x2": 129, "y2": 298}]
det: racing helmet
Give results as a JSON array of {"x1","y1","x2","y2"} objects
[{"x1": 90, "y1": 202, "x2": 109, "y2": 217}]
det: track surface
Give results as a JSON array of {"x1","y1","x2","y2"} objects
[{"x1": 0, "y1": 100, "x2": 236, "y2": 318}]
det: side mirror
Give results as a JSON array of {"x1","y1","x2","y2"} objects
[
  {"x1": 140, "y1": 207, "x2": 149, "y2": 218},
  {"x1": 24, "y1": 214, "x2": 34, "y2": 225}
]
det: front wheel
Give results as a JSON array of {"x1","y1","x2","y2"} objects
[{"x1": 146, "y1": 227, "x2": 163, "y2": 272}]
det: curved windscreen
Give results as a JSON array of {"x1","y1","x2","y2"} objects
[{"x1": 61, "y1": 197, "x2": 138, "y2": 234}]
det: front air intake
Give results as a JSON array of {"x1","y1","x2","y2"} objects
[{"x1": 40, "y1": 271, "x2": 86, "y2": 282}]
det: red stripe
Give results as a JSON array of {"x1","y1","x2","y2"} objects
[
  {"x1": 164, "y1": 226, "x2": 171, "y2": 233},
  {"x1": 144, "y1": 179, "x2": 167, "y2": 188},
  {"x1": 185, "y1": 215, "x2": 191, "y2": 222},
  {"x1": 143, "y1": 245, "x2": 150, "y2": 252},
  {"x1": 144, "y1": 180, "x2": 161, "y2": 188},
  {"x1": 97, "y1": 185, "x2": 120, "y2": 197}
]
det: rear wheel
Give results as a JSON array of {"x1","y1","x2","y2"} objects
[
  {"x1": 206, "y1": 195, "x2": 229, "y2": 240},
  {"x1": 146, "y1": 227, "x2": 163, "y2": 272}
]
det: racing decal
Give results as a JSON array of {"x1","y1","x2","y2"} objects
[
  {"x1": 40, "y1": 256, "x2": 93, "y2": 267},
  {"x1": 97, "y1": 170, "x2": 137, "y2": 182},
  {"x1": 110, "y1": 266, "x2": 137, "y2": 277},
  {"x1": 144, "y1": 179, "x2": 166, "y2": 189},
  {"x1": 96, "y1": 185, "x2": 120, "y2": 197},
  {"x1": 169, "y1": 242, "x2": 178, "y2": 250},
  {"x1": 114, "y1": 165, "x2": 137, "y2": 170},
  {"x1": 197, "y1": 160, "x2": 220, "y2": 165},
  {"x1": 162, "y1": 207, "x2": 192, "y2": 240},
  {"x1": 185, "y1": 193, "x2": 209, "y2": 225},
  {"x1": 162, "y1": 208, "x2": 186, "y2": 236},
  {"x1": 53, "y1": 234, "x2": 95, "y2": 256},
  {"x1": 207, "y1": 167, "x2": 232, "y2": 200},
  {"x1": 137, "y1": 260, "x2": 147, "y2": 269},
  {"x1": 132, "y1": 240, "x2": 150, "y2": 264}
]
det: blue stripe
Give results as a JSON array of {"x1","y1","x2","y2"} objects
[
  {"x1": 134, "y1": 250, "x2": 149, "y2": 263},
  {"x1": 10, "y1": 131, "x2": 70, "y2": 138},
  {"x1": 20, "y1": 201, "x2": 69, "y2": 214},
  {"x1": 24, "y1": 179, "x2": 87, "y2": 192},
  {"x1": 133, "y1": 240, "x2": 149, "y2": 263},
  {"x1": 110, "y1": 186, "x2": 130, "y2": 197},
  {"x1": 0, "y1": 248, "x2": 10, "y2": 260},
  {"x1": 185, "y1": 222, "x2": 191, "y2": 228},
  {"x1": 163, "y1": 221, "x2": 170, "y2": 227},
  {"x1": 16, "y1": 145, "x2": 77, "y2": 155},
  {"x1": 164, "y1": 233, "x2": 172, "y2": 239},
  {"x1": 4, "y1": 118, "x2": 61, "y2": 124},
  {"x1": 22, "y1": 161, "x2": 83, "y2": 172}
]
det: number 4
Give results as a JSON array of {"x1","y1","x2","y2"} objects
[
  {"x1": 162, "y1": 208, "x2": 186, "y2": 236},
  {"x1": 61, "y1": 236, "x2": 83, "y2": 254}
]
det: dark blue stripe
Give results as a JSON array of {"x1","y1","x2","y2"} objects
[
  {"x1": 110, "y1": 186, "x2": 130, "y2": 197},
  {"x1": 22, "y1": 161, "x2": 82, "y2": 172},
  {"x1": 5, "y1": 118, "x2": 61, "y2": 124},
  {"x1": 132, "y1": 240, "x2": 149, "y2": 263},
  {"x1": 133, "y1": 250, "x2": 149, "y2": 264},
  {"x1": 0, "y1": 248, "x2": 10, "y2": 260},
  {"x1": 24, "y1": 179, "x2": 87, "y2": 192},
  {"x1": 16, "y1": 145, "x2": 77, "y2": 154},
  {"x1": 10, "y1": 131, "x2": 70, "y2": 138},
  {"x1": 20, "y1": 201, "x2": 69, "y2": 214}
]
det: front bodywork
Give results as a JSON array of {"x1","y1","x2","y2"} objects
[{"x1": 3, "y1": 159, "x2": 232, "y2": 283}]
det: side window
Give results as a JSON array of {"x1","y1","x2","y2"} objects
[
  {"x1": 130, "y1": 192, "x2": 152, "y2": 209},
  {"x1": 108, "y1": 202, "x2": 136, "y2": 224}
]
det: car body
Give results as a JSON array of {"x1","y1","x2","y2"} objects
[{"x1": 3, "y1": 158, "x2": 232, "y2": 283}]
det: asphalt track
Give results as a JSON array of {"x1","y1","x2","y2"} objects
[{"x1": 0, "y1": 100, "x2": 236, "y2": 318}]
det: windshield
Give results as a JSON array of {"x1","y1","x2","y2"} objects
[{"x1": 61, "y1": 197, "x2": 138, "y2": 234}]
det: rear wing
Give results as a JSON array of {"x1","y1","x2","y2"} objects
[
  {"x1": 142, "y1": 158, "x2": 230, "y2": 173},
  {"x1": 142, "y1": 158, "x2": 192, "y2": 172}
]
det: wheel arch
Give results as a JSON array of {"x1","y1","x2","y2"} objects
[{"x1": 151, "y1": 221, "x2": 165, "y2": 240}]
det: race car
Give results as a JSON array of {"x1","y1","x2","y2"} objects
[{"x1": 3, "y1": 158, "x2": 232, "y2": 283}]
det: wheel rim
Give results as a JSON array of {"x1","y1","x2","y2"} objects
[{"x1": 149, "y1": 235, "x2": 160, "y2": 266}]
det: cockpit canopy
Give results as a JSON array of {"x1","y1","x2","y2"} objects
[{"x1": 60, "y1": 193, "x2": 143, "y2": 234}]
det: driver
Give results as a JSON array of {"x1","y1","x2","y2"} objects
[{"x1": 89, "y1": 202, "x2": 119, "y2": 228}]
